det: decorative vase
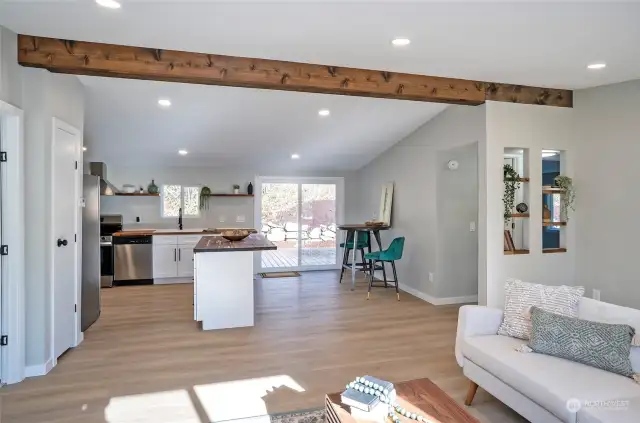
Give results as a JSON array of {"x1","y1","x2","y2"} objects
[
  {"x1": 147, "y1": 179, "x2": 159, "y2": 194},
  {"x1": 234, "y1": 188, "x2": 240, "y2": 194},
  {"x1": 247, "y1": 182, "x2": 253, "y2": 195}
]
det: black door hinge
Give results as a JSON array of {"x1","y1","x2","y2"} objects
[
  {"x1": 75, "y1": 304, "x2": 77, "y2": 313},
  {"x1": 0, "y1": 245, "x2": 7, "y2": 255},
  {"x1": 0, "y1": 152, "x2": 7, "y2": 162},
  {"x1": 75, "y1": 234, "x2": 77, "y2": 242},
  {"x1": 75, "y1": 161, "x2": 78, "y2": 170},
  {"x1": 1, "y1": 335, "x2": 7, "y2": 346}
]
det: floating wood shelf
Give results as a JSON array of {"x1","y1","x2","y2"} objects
[
  {"x1": 543, "y1": 248, "x2": 567, "y2": 254},
  {"x1": 543, "y1": 221, "x2": 567, "y2": 226},
  {"x1": 504, "y1": 177, "x2": 530, "y2": 182},
  {"x1": 542, "y1": 187, "x2": 566, "y2": 194},
  {"x1": 112, "y1": 193, "x2": 160, "y2": 197},
  {"x1": 511, "y1": 213, "x2": 530, "y2": 218},
  {"x1": 205, "y1": 194, "x2": 254, "y2": 197},
  {"x1": 504, "y1": 249, "x2": 530, "y2": 255}
]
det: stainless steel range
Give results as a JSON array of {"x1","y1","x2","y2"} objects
[{"x1": 100, "y1": 214, "x2": 122, "y2": 288}]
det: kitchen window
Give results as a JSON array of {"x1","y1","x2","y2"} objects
[{"x1": 161, "y1": 185, "x2": 200, "y2": 218}]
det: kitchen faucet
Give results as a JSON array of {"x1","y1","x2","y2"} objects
[{"x1": 178, "y1": 207, "x2": 183, "y2": 230}]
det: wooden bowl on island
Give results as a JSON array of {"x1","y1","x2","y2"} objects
[{"x1": 221, "y1": 229, "x2": 250, "y2": 242}]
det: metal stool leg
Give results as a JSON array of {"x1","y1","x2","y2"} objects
[
  {"x1": 360, "y1": 249, "x2": 367, "y2": 273},
  {"x1": 367, "y1": 260, "x2": 375, "y2": 299},
  {"x1": 381, "y1": 262, "x2": 388, "y2": 288},
  {"x1": 391, "y1": 260, "x2": 400, "y2": 301},
  {"x1": 339, "y1": 246, "x2": 350, "y2": 283}
]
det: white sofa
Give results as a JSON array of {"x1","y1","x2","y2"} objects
[{"x1": 455, "y1": 297, "x2": 640, "y2": 423}]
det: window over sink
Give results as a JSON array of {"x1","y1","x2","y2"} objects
[{"x1": 161, "y1": 185, "x2": 200, "y2": 218}]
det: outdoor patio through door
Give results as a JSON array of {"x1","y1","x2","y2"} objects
[{"x1": 256, "y1": 177, "x2": 343, "y2": 272}]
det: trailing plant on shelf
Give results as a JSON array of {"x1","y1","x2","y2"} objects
[
  {"x1": 554, "y1": 175, "x2": 575, "y2": 221},
  {"x1": 503, "y1": 164, "x2": 521, "y2": 223},
  {"x1": 199, "y1": 186, "x2": 211, "y2": 210}
]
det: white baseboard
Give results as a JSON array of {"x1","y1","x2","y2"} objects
[
  {"x1": 399, "y1": 283, "x2": 478, "y2": 305},
  {"x1": 25, "y1": 357, "x2": 54, "y2": 378}
]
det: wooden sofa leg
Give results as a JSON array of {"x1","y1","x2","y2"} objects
[{"x1": 464, "y1": 380, "x2": 479, "y2": 406}]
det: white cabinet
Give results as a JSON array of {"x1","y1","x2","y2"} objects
[
  {"x1": 153, "y1": 235, "x2": 201, "y2": 281},
  {"x1": 177, "y1": 246, "x2": 195, "y2": 278},
  {"x1": 153, "y1": 244, "x2": 178, "y2": 279}
]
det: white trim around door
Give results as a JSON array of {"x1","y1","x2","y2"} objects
[
  {"x1": 0, "y1": 100, "x2": 25, "y2": 385},
  {"x1": 254, "y1": 176, "x2": 345, "y2": 273},
  {"x1": 49, "y1": 118, "x2": 83, "y2": 372}
]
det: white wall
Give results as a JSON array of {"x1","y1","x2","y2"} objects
[
  {"x1": 574, "y1": 80, "x2": 640, "y2": 308},
  {"x1": 0, "y1": 26, "x2": 22, "y2": 107},
  {"x1": 436, "y1": 142, "x2": 478, "y2": 299},
  {"x1": 100, "y1": 165, "x2": 358, "y2": 229},
  {"x1": 355, "y1": 105, "x2": 484, "y2": 302},
  {"x1": 480, "y1": 101, "x2": 575, "y2": 308}
]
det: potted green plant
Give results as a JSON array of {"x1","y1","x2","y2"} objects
[
  {"x1": 233, "y1": 184, "x2": 240, "y2": 195},
  {"x1": 554, "y1": 175, "x2": 575, "y2": 221},
  {"x1": 199, "y1": 186, "x2": 211, "y2": 210},
  {"x1": 503, "y1": 164, "x2": 521, "y2": 223}
]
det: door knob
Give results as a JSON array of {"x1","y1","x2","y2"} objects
[{"x1": 57, "y1": 239, "x2": 68, "y2": 247}]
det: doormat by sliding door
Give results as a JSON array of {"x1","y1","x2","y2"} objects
[{"x1": 260, "y1": 271, "x2": 301, "y2": 278}]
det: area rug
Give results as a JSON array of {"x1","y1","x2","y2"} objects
[
  {"x1": 260, "y1": 271, "x2": 301, "y2": 278},
  {"x1": 270, "y1": 408, "x2": 325, "y2": 423}
]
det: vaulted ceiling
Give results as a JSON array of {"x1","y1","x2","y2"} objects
[{"x1": 2, "y1": 1, "x2": 638, "y2": 169}]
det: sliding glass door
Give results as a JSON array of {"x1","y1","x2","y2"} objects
[{"x1": 256, "y1": 177, "x2": 344, "y2": 272}]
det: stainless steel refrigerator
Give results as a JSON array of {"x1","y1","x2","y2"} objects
[{"x1": 82, "y1": 174, "x2": 101, "y2": 331}]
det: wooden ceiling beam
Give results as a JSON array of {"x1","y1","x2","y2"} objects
[{"x1": 17, "y1": 35, "x2": 572, "y2": 107}]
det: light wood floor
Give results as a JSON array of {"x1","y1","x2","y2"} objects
[{"x1": 0, "y1": 271, "x2": 525, "y2": 423}]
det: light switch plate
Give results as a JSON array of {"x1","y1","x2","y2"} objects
[
  {"x1": 592, "y1": 289, "x2": 601, "y2": 301},
  {"x1": 470, "y1": 222, "x2": 476, "y2": 232},
  {"x1": 429, "y1": 272, "x2": 434, "y2": 283},
  {"x1": 219, "y1": 216, "x2": 226, "y2": 223},
  {"x1": 236, "y1": 215, "x2": 246, "y2": 223}
]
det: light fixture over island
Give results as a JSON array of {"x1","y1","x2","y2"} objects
[{"x1": 193, "y1": 234, "x2": 276, "y2": 330}]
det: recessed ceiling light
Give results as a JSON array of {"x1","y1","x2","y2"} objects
[
  {"x1": 587, "y1": 63, "x2": 606, "y2": 70},
  {"x1": 178, "y1": 149, "x2": 188, "y2": 156},
  {"x1": 158, "y1": 99, "x2": 172, "y2": 107},
  {"x1": 82, "y1": 146, "x2": 87, "y2": 151},
  {"x1": 318, "y1": 109, "x2": 330, "y2": 117},
  {"x1": 95, "y1": 0, "x2": 121, "y2": 9},
  {"x1": 291, "y1": 154, "x2": 300, "y2": 159},
  {"x1": 392, "y1": 38, "x2": 411, "y2": 47}
]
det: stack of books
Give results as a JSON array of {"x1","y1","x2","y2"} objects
[{"x1": 341, "y1": 376, "x2": 395, "y2": 421}]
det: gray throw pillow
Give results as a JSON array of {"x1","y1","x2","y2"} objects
[{"x1": 528, "y1": 306, "x2": 636, "y2": 378}]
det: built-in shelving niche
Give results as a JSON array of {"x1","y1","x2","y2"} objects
[
  {"x1": 504, "y1": 148, "x2": 530, "y2": 255},
  {"x1": 542, "y1": 149, "x2": 567, "y2": 253}
]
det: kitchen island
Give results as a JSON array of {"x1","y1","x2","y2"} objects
[{"x1": 193, "y1": 234, "x2": 276, "y2": 330}]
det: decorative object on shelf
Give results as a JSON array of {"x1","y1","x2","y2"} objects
[
  {"x1": 221, "y1": 229, "x2": 250, "y2": 242},
  {"x1": 199, "y1": 186, "x2": 211, "y2": 210},
  {"x1": 504, "y1": 230, "x2": 515, "y2": 251},
  {"x1": 516, "y1": 202, "x2": 529, "y2": 213},
  {"x1": 233, "y1": 184, "x2": 240, "y2": 194},
  {"x1": 121, "y1": 184, "x2": 136, "y2": 193},
  {"x1": 139, "y1": 186, "x2": 144, "y2": 194},
  {"x1": 554, "y1": 175, "x2": 575, "y2": 221},
  {"x1": 503, "y1": 164, "x2": 521, "y2": 223},
  {"x1": 147, "y1": 179, "x2": 159, "y2": 194},
  {"x1": 543, "y1": 204, "x2": 552, "y2": 222},
  {"x1": 247, "y1": 182, "x2": 253, "y2": 195}
]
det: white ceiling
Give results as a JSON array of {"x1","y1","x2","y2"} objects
[
  {"x1": 1, "y1": 1, "x2": 639, "y2": 169},
  {"x1": 81, "y1": 76, "x2": 446, "y2": 169}
]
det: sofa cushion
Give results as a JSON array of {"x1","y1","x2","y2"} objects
[
  {"x1": 463, "y1": 335, "x2": 640, "y2": 422},
  {"x1": 579, "y1": 298, "x2": 640, "y2": 373},
  {"x1": 528, "y1": 306, "x2": 636, "y2": 378},
  {"x1": 498, "y1": 279, "x2": 584, "y2": 340}
]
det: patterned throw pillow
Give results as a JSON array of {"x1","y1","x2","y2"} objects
[
  {"x1": 498, "y1": 279, "x2": 584, "y2": 340},
  {"x1": 528, "y1": 307, "x2": 637, "y2": 379}
]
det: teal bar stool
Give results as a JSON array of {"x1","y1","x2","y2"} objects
[
  {"x1": 364, "y1": 237, "x2": 405, "y2": 300},
  {"x1": 339, "y1": 231, "x2": 370, "y2": 283}
]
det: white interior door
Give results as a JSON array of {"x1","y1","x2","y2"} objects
[
  {"x1": 256, "y1": 177, "x2": 343, "y2": 272},
  {"x1": 52, "y1": 124, "x2": 78, "y2": 360}
]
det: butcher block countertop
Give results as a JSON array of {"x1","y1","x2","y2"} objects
[
  {"x1": 113, "y1": 228, "x2": 258, "y2": 236},
  {"x1": 194, "y1": 234, "x2": 276, "y2": 253}
]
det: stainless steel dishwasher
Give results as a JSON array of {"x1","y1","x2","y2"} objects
[{"x1": 113, "y1": 235, "x2": 154, "y2": 285}]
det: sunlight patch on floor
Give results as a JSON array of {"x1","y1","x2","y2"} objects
[
  {"x1": 194, "y1": 375, "x2": 305, "y2": 422},
  {"x1": 105, "y1": 389, "x2": 200, "y2": 423}
]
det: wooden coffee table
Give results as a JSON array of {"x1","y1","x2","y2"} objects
[{"x1": 326, "y1": 378, "x2": 478, "y2": 423}]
